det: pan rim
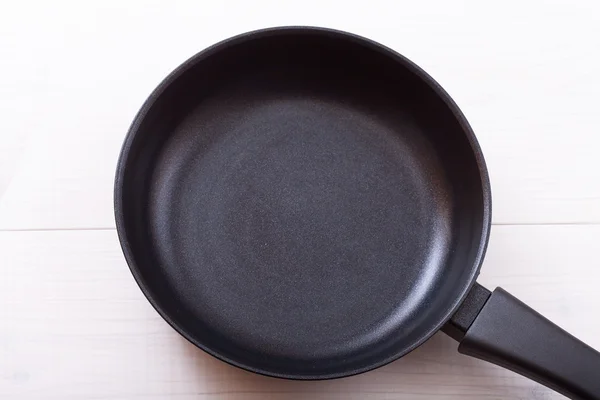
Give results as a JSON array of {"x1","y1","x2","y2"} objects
[{"x1": 114, "y1": 25, "x2": 492, "y2": 380}]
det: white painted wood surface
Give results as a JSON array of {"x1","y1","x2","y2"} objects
[
  {"x1": 2, "y1": 226, "x2": 600, "y2": 399},
  {"x1": 1, "y1": 0, "x2": 600, "y2": 229},
  {"x1": 1, "y1": 0, "x2": 600, "y2": 399}
]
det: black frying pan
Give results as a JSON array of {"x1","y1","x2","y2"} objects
[{"x1": 115, "y1": 27, "x2": 600, "y2": 399}]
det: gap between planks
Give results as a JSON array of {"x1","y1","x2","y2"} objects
[{"x1": 1, "y1": 222, "x2": 600, "y2": 232}]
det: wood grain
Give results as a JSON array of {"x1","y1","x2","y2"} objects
[
  {"x1": 2, "y1": 225, "x2": 599, "y2": 399},
  {"x1": 1, "y1": 0, "x2": 600, "y2": 230}
]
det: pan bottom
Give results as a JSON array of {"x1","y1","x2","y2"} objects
[{"x1": 147, "y1": 94, "x2": 453, "y2": 362}]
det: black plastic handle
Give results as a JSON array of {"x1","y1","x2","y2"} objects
[{"x1": 443, "y1": 284, "x2": 600, "y2": 399}]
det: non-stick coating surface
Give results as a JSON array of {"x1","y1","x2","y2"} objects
[{"x1": 115, "y1": 28, "x2": 491, "y2": 379}]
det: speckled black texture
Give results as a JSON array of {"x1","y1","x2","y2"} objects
[{"x1": 115, "y1": 27, "x2": 491, "y2": 379}]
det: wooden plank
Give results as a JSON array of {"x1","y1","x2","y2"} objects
[
  {"x1": 0, "y1": 1, "x2": 599, "y2": 230},
  {"x1": 1, "y1": 225, "x2": 599, "y2": 399}
]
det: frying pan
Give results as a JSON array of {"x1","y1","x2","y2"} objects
[{"x1": 115, "y1": 27, "x2": 600, "y2": 399}]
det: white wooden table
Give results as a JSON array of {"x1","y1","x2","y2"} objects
[{"x1": 2, "y1": 1, "x2": 600, "y2": 399}]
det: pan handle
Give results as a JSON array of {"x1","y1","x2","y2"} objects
[{"x1": 442, "y1": 283, "x2": 600, "y2": 400}]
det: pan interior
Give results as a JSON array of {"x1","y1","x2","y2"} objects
[{"x1": 117, "y1": 30, "x2": 488, "y2": 378}]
